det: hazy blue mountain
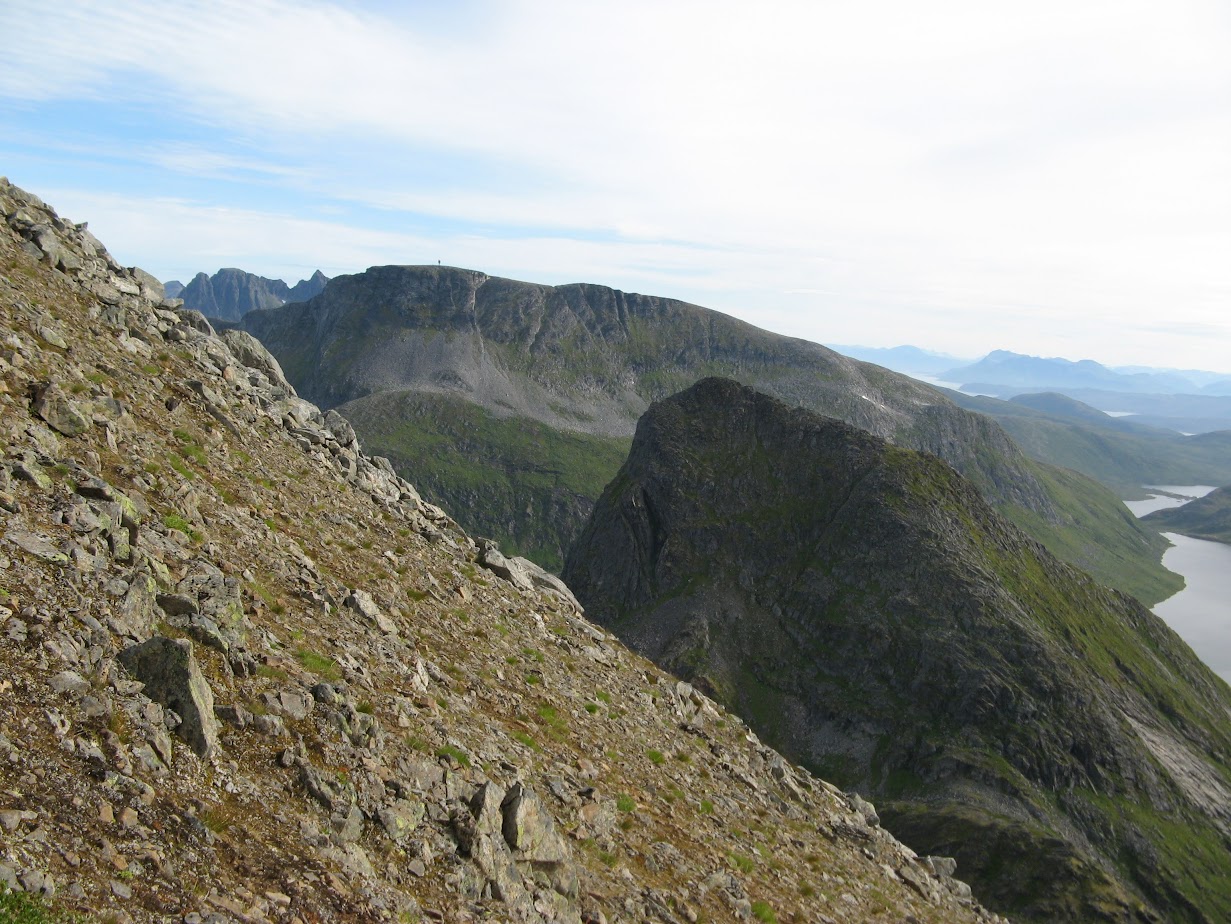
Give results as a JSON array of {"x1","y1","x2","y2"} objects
[
  {"x1": 176, "y1": 267, "x2": 329, "y2": 322},
  {"x1": 943, "y1": 350, "x2": 1201, "y2": 394},
  {"x1": 164, "y1": 279, "x2": 184, "y2": 299},
  {"x1": 826, "y1": 343, "x2": 973, "y2": 376}
]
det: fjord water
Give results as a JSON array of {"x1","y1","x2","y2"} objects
[{"x1": 1126, "y1": 486, "x2": 1231, "y2": 684}]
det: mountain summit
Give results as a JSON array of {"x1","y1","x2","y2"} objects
[{"x1": 564, "y1": 377, "x2": 1231, "y2": 923}]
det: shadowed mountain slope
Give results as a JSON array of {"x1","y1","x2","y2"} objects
[
  {"x1": 241, "y1": 265, "x2": 1176, "y2": 601},
  {"x1": 564, "y1": 378, "x2": 1231, "y2": 924}
]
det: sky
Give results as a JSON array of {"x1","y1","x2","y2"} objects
[{"x1": 1, "y1": 0, "x2": 1228, "y2": 371}]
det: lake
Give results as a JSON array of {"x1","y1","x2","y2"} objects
[{"x1": 1124, "y1": 486, "x2": 1231, "y2": 685}]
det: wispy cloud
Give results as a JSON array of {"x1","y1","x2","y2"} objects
[{"x1": 2, "y1": 0, "x2": 1229, "y2": 369}]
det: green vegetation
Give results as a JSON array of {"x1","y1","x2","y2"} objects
[
  {"x1": 615, "y1": 794, "x2": 635, "y2": 813},
  {"x1": 294, "y1": 647, "x2": 342, "y2": 681},
  {"x1": 950, "y1": 390, "x2": 1231, "y2": 495},
  {"x1": 1143, "y1": 485, "x2": 1231, "y2": 544},
  {"x1": 162, "y1": 512, "x2": 202, "y2": 542},
  {"x1": 0, "y1": 890, "x2": 83, "y2": 924},
  {"x1": 646, "y1": 748, "x2": 665, "y2": 765},
  {"x1": 750, "y1": 901, "x2": 777, "y2": 923},
  {"x1": 512, "y1": 730, "x2": 539, "y2": 751},
  {"x1": 729, "y1": 852, "x2": 755, "y2": 875},
  {"x1": 435, "y1": 744, "x2": 471, "y2": 768},
  {"x1": 336, "y1": 391, "x2": 630, "y2": 571}
]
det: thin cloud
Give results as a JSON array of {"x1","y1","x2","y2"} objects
[{"x1": 1, "y1": 0, "x2": 1228, "y2": 370}]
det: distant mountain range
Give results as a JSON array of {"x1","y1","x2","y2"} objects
[
  {"x1": 164, "y1": 267, "x2": 329, "y2": 321},
  {"x1": 940, "y1": 349, "x2": 1205, "y2": 394}
]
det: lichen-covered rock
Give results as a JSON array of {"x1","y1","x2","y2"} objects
[{"x1": 117, "y1": 636, "x2": 219, "y2": 758}]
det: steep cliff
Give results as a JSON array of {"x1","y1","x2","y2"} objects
[{"x1": 564, "y1": 378, "x2": 1231, "y2": 923}]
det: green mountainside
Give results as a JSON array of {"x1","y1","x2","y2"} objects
[
  {"x1": 242, "y1": 265, "x2": 1178, "y2": 602},
  {"x1": 947, "y1": 390, "x2": 1231, "y2": 497},
  {"x1": 563, "y1": 378, "x2": 1231, "y2": 923},
  {"x1": 1143, "y1": 485, "x2": 1231, "y2": 544}
]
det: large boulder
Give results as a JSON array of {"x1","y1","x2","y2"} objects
[{"x1": 117, "y1": 636, "x2": 219, "y2": 758}]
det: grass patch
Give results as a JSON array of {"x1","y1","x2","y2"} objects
[
  {"x1": 729, "y1": 852, "x2": 755, "y2": 874},
  {"x1": 750, "y1": 900, "x2": 777, "y2": 923},
  {"x1": 162, "y1": 512, "x2": 202, "y2": 542},
  {"x1": 294, "y1": 647, "x2": 342, "y2": 682},
  {"x1": 512, "y1": 730, "x2": 539, "y2": 751},
  {"x1": 616, "y1": 794, "x2": 635, "y2": 813},
  {"x1": 646, "y1": 749, "x2": 666, "y2": 765},
  {"x1": 436, "y1": 744, "x2": 471, "y2": 768}
]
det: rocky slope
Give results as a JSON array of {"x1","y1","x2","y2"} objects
[
  {"x1": 563, "y1": 378, "x2": 1231, "y2": 924},
  {"x1": 0, "y1": 181, "x2": 1009, "y2": 923},
  {"x1": 178, "y1": 269, "x2": 328, "y2": 322},
  {"x1": 239, "y1": 266, "x2": 1175, "y2": 602},
  {"x1": 1143, "y1": 485, "x2": 1231, "y2": 544}
]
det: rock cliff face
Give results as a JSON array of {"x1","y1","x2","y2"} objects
[
  {"x1": 0, "y1": 182, "x2": 1005, "y2": 922},
  {"x1": 564, "y1": 378, "x2": 1231, "y2": 924},
  {"x1": 239, "y1": 266, "x2": 1174, "y2": 601},
  {"x1": 178, "y1": 268, "x2": 327, "y2": 322}
]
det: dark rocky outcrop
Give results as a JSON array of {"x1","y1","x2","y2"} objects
[
  {"x1": 564, "y1": 377, "x2": 1231, "y2": 923},
  {"x1": 177, "y1": 267, "x2": 328, "y2": 321},
  {"x1": 117, "y1": 636, "x2": 219, "y2": 758}
]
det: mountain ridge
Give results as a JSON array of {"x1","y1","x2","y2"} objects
[
  {"x1": 177, "y1": 267, "x2": 328, "y2": 322},
  {"x1": 240, "y1": 265, "x2": 1178, "y2": 602}
]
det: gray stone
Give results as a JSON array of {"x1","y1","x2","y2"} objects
[
  {"x1": 117, "y1": 636, "x2": 219, "y2": 758},
  {"x1": 378, "y1": 799, "x2": 425, "y2": 845},
  {"x1": 33, "y1": 383, "x2": 90, "y2": 437},
  {"x1": 220, "y1": 330, "x2": 290, "y2": 389},
  {"x1": 128, "y1": 266, "x2": 164, "y2": 302},
  {"x1": 331, "y1": 804, "x2": 364, "y2": 843},
  {"x1": 501, "y1": 782, "x2": 569, "y2": 863},
  {"x1": 48, "y1": 670, "x2": 90, "y2": 696},
  {"x1": 344, "y1": 588, "x2": 397, "y2": 635},
  {"x1": 5, "y1": 529, "x2": 67, "y2": 564},
  {"x1": 323, "y1": 409, "x2": 356, "y2": 446}
]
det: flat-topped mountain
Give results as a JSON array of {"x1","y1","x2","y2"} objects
[
  {"x1": 177, "y1": 267, "x2": 328, "y2": 321},
  {"x1": 240, "y1": 265, "x2": 1176, "y2": 601},
  {"x1": 563, "y1": 378, "x2": 1231, "y2": 923}
]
